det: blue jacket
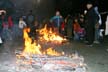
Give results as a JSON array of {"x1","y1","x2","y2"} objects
[{"x1": 50, "y1": 16, "x2": 63, "y2": 27}]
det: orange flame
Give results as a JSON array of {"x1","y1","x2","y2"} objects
[
  {"x1": 43, "y1": 48, "x2": 61, "y2": 56},
  {"x1": 39, "y1": 24, "x2": 66, "y2": 43},
  {"x1": 22, "y1": 27, "x2": 62, "y2": 56},
  {"x1": 23, "y1": 28, "x2": 42, "y2": 55}
]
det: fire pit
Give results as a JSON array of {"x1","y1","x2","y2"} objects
[
  {"x1": 0, "y1": 52, "x2": 87, "y2": 72},
  {"x1": 15, "y1": 52, "x2": 87, "y2": 72},
  {"x1": 16, "y1": 27, "x2": 87, "y2": 72},
  {"x1": 0, "y1": 27, "x2": 87, "y2": 72}
]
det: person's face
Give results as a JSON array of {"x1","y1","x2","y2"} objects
[
  {"x1": 20, "y1": 18, "x2": 23, "y2": 21},
  {"x1": 75, "y1": 19, "x2": 78, "y2": 22},
  {"x1": 56, "y1": 11, "x2": 60, "y2": 16},
  {"x1": 34, "y1": 21, "x2": 38, "y2": 26},
  {"x1": 80, "y1": 18, "x2": 84, "y2": 22},
  {"x1": 87, "y1": 4, "x2": 92, "y2": 9}
]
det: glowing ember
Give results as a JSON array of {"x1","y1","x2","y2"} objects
[
  {"x1": 43, "y1": 47, "x2": 62, "y2": 56},
  {"x1": 15, "y1": 52, "x2": 87, "y2": 72}
]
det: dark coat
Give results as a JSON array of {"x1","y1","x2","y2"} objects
[
  {"x1": 85, "y1": 7, "x2": 99, "y2": 28},
  {"x1": 84, "y1": 7, "x2": 99, "y2": 44}
]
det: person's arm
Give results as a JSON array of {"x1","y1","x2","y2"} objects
[
  {"x1": 22, "y1": 21, "x2": 27, "y2": 27},
  {"x1": 93, "y1": 9, "x2": 99, "y2": 22},
  {"x1": 19, "y1": 21, "x2": 21, "y2": 27},
  {"x1": 50, "y1": 16, "x2": 57, "y2": 22}
]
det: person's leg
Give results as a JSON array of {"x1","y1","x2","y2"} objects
[
  {"x1": 3, "y1": 28, "x2": 7, "y2": 41},
  {"x1": 94, "y1": 28, "x2": 100, "y2": 43},
  {"x1": 7, "y1": 29, "x2": 12, "y2": 40},
  {"x1": 54, "y1": 27, "x2": 59, "y2": 35},
  {"x1": 86, "y1": 28, "x2": 95, "y2": 45},
  {"x1": 74, "y1": 32, "x2": 79, "y2": 40}
]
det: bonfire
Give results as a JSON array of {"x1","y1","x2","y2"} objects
[{"x1": 14, "y1": 27, "x2": 87, "y2": 72}]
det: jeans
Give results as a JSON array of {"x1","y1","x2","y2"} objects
[
  {"x1": 2, "y1": 28, "x2": 12, "y2": 41},
  {"x1": 95, "y1": 28, "x2": 100, "y2": 41},
  {"x1": 12, "y1": 24, "x2": 20, "y2": 38},
  {"x1": 74, "y1": 32, "x2": 79, "y2": 40}
]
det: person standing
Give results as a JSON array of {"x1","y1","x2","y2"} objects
[
  {"x1": 18, "y1": 17, "x2": 27, "y2": 37},
  {"x1": 0, "y1": 10, "x2": 6, "y2": 44},
  {"x1": 29, "y1": 20, "x2": 39, "y2": 41},
  {"x1": 65, "y1": 15, "x2": 73, "y2": 40},
  {"x1": 94, "y1": 6, "x2": 102, "y2": 44},
  {"x1": 105, "y1": 15, "x2": 108, "y2": 36},
  {"x1": 50, "y1": 11, "x2": 63, "y2": 34},
  {"x1": 26, "y1": 10, "x2": 34, "y2": 28},
  {"x1": 85, "y1": 2, "x2": 99, "y2": 46},
  {"x1": 8, "y1": 16, "x2": 14, "y2": 29}
]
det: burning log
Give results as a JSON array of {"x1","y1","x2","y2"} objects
[{"x1": 15, "y1": 52, "x2": 87, "y2": 72}]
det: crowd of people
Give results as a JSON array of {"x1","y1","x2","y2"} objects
[
  {"x1": 0, "y1": 2, "x2": 107, "y2": 47},
  {"x1": 0, "y1": 9, "x2": 40, "y2": 45},
  {"x1": 0, "y1": 10, "x2": 14, "y2": 44},
  {"x1": 49, "y1": 2, "x2": 105, "y2": 46}
]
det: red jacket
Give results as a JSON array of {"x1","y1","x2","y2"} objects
[
  {"x1": 8, "y1": 16, "x2": 13, "y2": 28},
  {"x1": 74, "y1": 22, "x2": 81, "y2": 33},
  {"x1": 61, "y1": 22, "x2": 65, "y2": 30}
]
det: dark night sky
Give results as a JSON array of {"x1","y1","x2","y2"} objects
[{"x1": 56, "y1": 0, "x2": 108, "y2": 17}]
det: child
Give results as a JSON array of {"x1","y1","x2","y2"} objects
[
  {"x1": 2, "y1": 22, "x2": 12, "y2": 41},
  {"x1": 8, "y1": 16, "x2": 14, "y2": 29},
  {"x1": 73, "y1": 18, "x2": 85, "y2": 40},
  {"x1": 19, "y1": 17, "x2": 27, "y2": 37},
  {"x1": 60, "y1": 21, "x2": 65, "y2": 37},
  {"x1": 29, "y1": 20, "x2": 39, "y2": 43}
]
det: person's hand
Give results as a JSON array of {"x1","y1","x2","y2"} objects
[
  {"x1": 95, "y1": 23, "x2": 99, "y2": 29},
  {"x1": 62, "y1": 28, "x2": 64, "y2": 31}
]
